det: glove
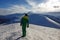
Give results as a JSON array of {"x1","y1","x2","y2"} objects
[
  {"x1": 27, "y1": 25, "x2": 29, "y2": 28},
  {"x1": 20, "y1": 24, "x2": 22, "y2": 26}
]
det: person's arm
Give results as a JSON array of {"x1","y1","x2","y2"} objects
[{"x1": 20, "y1": 18, "x2": 23, "y2": 26}]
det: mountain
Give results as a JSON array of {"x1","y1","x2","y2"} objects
[
  {"x1": 29, "y1": 14, "x2": 60, "y2": 29},
  {"x1": 44, "y1": 12, "x2": 60, "y2": 17},
  {"x1": 0, "y1": 13, "x2": 60, "y2": 29},
  {"x1": 0, "y1": 13, "x2": 23, "y2": 24}
]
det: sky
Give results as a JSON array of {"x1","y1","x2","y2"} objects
[{"x1": 0, "y1": 0, "x2": 60, "y2": 15}]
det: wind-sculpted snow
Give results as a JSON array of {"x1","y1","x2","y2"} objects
[
  {"x1": 29, "y1": 14, "x2": 60, "y2": 29},
  {"x1": 0, "y1": 23, "x2": 60, "y2": 40},
  {"x1": 45, "y1": 16, "x2": 60, "y2": 26},
  {"x1": 45, "y1": 15, "x2": 60, "y2": 24}
]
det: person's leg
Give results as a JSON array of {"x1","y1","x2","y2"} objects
[
  {"x1": 22, "y1": 26, "x2": 26, "y2": 37},
  {"x1": 23, "y1": 28, "x2": 26, "y2": 37}
]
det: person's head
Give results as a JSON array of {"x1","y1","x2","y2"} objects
[{"x1": 25, "y1": 14, "x2": 28, "y2": 16}]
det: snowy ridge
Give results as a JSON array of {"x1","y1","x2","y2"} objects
[
  {"x1": 45, "y1": 16, "x2": 60, "y2": 26},
  {"x1": 0, "y1": 23, "x2": 60, "y2": 40}
]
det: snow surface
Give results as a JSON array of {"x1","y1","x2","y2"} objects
[
  {"x1": 0, "y1": 23, "x2": 60, "y2": 40},
  {"x1": 45, "y1": 16, "x2": 60, "y2": 26}
]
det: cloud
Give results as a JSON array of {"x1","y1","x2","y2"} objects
[
  {"x1": 27, "y1": 0, "x2": 60, "y2": 13},
  {"x1": 0, "y1": 8, "x2": 11, "y2": 15},
  {"x1": 8, "y1": 5, "x2": 30, "y2": 13},
  {"x1": 26, "y1": 0, "x2": 47, "y2": 6},
  {"x1": 0, "y1": 0, "x2": 60, "y2": 15},
  {"x1": 0, "y1": 5, "x2": 30, "y2": 15}
]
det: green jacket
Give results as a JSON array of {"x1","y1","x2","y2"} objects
[{"x1": 20, "y1": 16, "x2": 29, "y2": 28}]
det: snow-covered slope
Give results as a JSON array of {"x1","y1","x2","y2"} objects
[
  {"x1": 45, "y1": 16, "x2": 60, "y2": 26},
  {"x1": 0, "y1": 23, "x2": 60, "y2": 40},
  {"x1": 0, "y1": 14, "x2": 60, "y2": 29},
  {"x1": 45, "y1": 15, "x2": 60, "y2": 23},
  {"x1": 29, "y1": 14, "x2": 60, "y2": 29}
]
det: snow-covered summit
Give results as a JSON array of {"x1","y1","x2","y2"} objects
[{"x1": 0, "y1": 23, "x2": 60, "y2": 40}]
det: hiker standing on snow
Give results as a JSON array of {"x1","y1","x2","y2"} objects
[{"x1": 20, "y1": 14, "x2": 29, "y2": 37}]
